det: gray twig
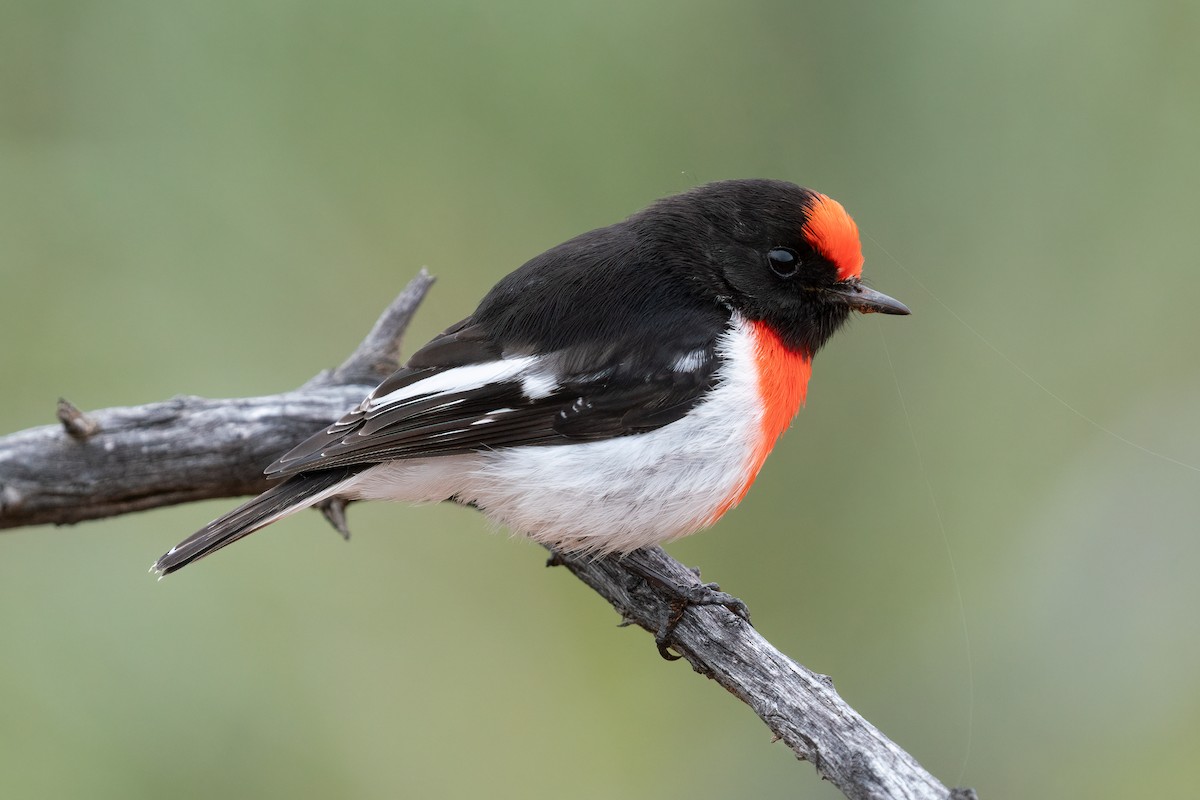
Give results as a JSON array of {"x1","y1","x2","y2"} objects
[
  {"x1": 56, "y1": 398, "x2": 100, "y2": 441},
  {"x1": 0, "y1": 271, "x2": 976, "y2": 800},
  {"x1": 314, "y1": 267, "x2": 435, "y2": 388}
]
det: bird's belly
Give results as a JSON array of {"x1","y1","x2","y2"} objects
[
  {"x1": 350, "y1": 412, "x2": 756, "y2": 552},
  {"x1": 466, "y1": 366, "x2": 765, "y2": 553},
  {"x1": 351, "y1": 316, "x2": 809, "y2": 554}
]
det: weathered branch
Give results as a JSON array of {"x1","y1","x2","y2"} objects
[
  {"x1": 0, "y1": 271, "x2": 433, "y2": 529},
  {"x1": 0, "y1": 270, "x2": 976, "y2": 800},
  {"x1": 554, "y1": 548, "x2": 977, "y2": 800}
]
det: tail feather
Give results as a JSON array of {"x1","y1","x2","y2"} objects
[{"x1": 153, "y1": 468, "x2": 358, "y2": 576}]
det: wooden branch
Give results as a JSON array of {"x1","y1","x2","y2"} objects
[
  {"x1": 0, "y1": 270, "x2": 433, "y2": 529},
  {"x1": 553, "y1": 548, "x2": 978, "y2": 800},
  {"x1": 0, "y1": 270, "x2": 976, "y2": 800}
]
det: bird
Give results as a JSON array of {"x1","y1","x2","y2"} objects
[{"x1": 154, "y1": 179, "x2": 909, "y2": 578}]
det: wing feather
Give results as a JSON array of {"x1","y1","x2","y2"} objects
[{"x1": 265, "y1": 344, "x2": 721, "y2": 478}]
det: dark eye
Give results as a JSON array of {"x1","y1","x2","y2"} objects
[{"x1": 766, "y1": 247, "x2": 800, "y2": 278}]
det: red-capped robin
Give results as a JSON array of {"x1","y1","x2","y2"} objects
[{"x1": 155, "y1": 179, "x2": 908, "y2": 578}]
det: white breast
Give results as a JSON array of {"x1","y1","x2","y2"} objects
[{"x1": 348, "y1": 317, "x2": 764, "y2": 554}]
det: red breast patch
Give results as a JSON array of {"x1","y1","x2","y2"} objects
[{"x1": 711, "y1": 321, "x2": 812, "y2": 521}]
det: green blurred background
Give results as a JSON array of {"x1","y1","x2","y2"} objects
[{"x1": 2, "y1": 1, "x2": 1198, "y2": 797}]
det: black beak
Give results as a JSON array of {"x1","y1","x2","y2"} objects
[{"x1": 826, "y1": 282, "x2": 911, "y2": 315}]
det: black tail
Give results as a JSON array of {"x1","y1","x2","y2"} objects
[{"x1": 153, "y1": 468, "x2": 357, "y2": 576}]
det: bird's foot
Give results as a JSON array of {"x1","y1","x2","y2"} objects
[
  {"x1": 653, "y1": 582, "x2": 750, "y2": 660},
  {"x1": 623, "y1": 553, "x2": 751, "y2": 661}
]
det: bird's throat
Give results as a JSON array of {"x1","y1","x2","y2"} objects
[{"x1": 749, "y1": 320, "x2": 812, "y2": 448}]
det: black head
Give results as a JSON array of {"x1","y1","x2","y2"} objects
[{"x1": 632, "y1": 179, "x2": 909, "y2": 356}]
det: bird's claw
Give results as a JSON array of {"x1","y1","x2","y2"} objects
[
  {"x1": 678, "y1": 581, "x2": 750, "y2": 622},
  {"x1": 652, "y1": 581, "x2": 751, "y2": 661},
  {"x1": 618, "y1": 550, "x2": 752, "y2": 660}
]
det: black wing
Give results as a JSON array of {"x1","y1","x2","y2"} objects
[
  {"x1": 265, "y1": 322, "x2": 723, "y2": 478},
  {"x1": 268, "y1": 223, "x2": 734, "y2": 478}
]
